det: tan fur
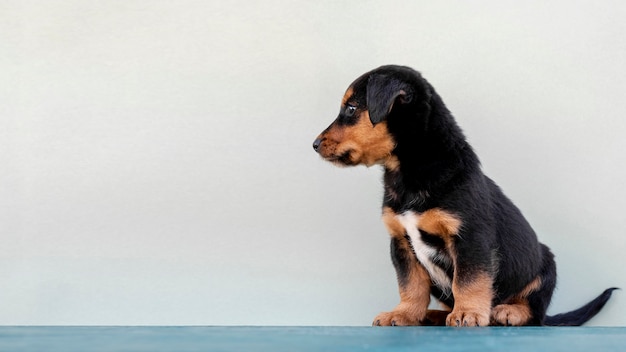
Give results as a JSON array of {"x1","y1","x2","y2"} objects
[
  {"x1": 492, "y1": 298, "x2": 533, "y2": 326},
  {"x1": 383, "y1": 155, "x2": 400, "y2": 171},
  {"x1": 491, "y1": 276, "x2": 542, "y2": 325},
  {"x1": 447, "y1": 272, "x2": 493, "y2": 326},
  {"x1": 340, "y1": 111, "x2": 395, "y2": 166},
  {"x1": 381, "y1": 207, "x2": 405, "y2": 238},
  {"x1": 374, "y1": 207, "x2": 431, "y2": 326},
  {"x1": 518, "y1": 276, "x2": 542, "y2": 298},
  {"x1": 316, "y1": 111, "x2": 396, "y2": 167},
  {"x1": 373, "y1": 261, "x2": 431, "y2": 326},
  {"x1": 418, "y1": 208, "x2": 461, "y2": 240}
]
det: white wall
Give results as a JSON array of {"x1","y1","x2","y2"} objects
[{"x1": 1, "y1": 0, "x2": 624, "y2": 326}]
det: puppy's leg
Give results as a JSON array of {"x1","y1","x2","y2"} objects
[
  {"x1": 373, "y1": 235, "x2": 431, "y2": 326},
  {"x1": 446, "y1": 269, "x2": 494, "y2": 327},
  {"x1": 374, "y1": 209, "x2": 431, "y2": 326},
  {"x1": 492, "y1": 245, "x2": 556, "y2": 326}
]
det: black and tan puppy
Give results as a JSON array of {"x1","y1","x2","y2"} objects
[{"x1": 313, "y1": 65, "x2": 616, "y2": 326}]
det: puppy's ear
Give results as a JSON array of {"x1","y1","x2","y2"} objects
[{"x1": 367, "y1": 74, "x2": 413, "y2": 125}]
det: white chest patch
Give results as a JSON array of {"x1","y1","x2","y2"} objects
[{"x1": 395, "y1": 211, "x2": 453, "y2": 296}]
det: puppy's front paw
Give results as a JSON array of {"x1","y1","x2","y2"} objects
[
  {"x1": 446, "y1": 309, "x2": 490, "y2": 327},
  {"x1": 372, "y1": 309, "x2": 421, "y2": 326}
]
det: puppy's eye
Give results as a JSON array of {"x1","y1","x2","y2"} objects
[{"x1": 345, "y1": 105, "x2": 357, "y2": 117}]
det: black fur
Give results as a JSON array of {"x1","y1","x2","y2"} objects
[
  {"x1": 314, "y1": 65, "x2": 617, "y2": 326},
  {"x1": 544, "y1": 288, "x2": 619, "y2": 326},
  {"x1": 390, "y1": 236, "x2": 413, "y2": 288}
]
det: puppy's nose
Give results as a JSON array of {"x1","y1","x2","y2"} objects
[{"x1": 313, "y1": 138, "x2": 322, "y2": 152}]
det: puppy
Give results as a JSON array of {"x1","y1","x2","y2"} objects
[{"x1": 313, "y1": 65, "x2": 616, "y2": 326}]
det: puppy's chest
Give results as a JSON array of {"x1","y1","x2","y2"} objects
[{"x1": 394, "y1": 211, "x2": 454, "y2": 293}]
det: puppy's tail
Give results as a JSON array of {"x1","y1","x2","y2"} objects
[{"x1": 544, "y1": 287, "x2": 618, "y2": 326}]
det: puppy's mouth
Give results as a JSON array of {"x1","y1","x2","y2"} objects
[{"x1": 326, "y1": 150, "x2": 355, "y2": 166}]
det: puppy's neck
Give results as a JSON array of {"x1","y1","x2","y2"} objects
[{"x1": 382, "y1": 92, "x2": 481, "y2": 209}]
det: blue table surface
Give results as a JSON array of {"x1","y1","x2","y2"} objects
[{"x1": 1, "y1": 326, "x2": 625, "y2": 352}]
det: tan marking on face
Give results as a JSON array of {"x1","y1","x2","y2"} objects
[
  {"x1": 447, "y1": 271, "x2": 494, "y2": 326},
  {"x1": 316, "y1": 110, "x2": 396, "y2": 166},
  {"x1": 418, "y1": 208, "x2": 462, "y2": 239},
  {"x1": 340, "y1": 111, "x2": 395, "y2": 166}
]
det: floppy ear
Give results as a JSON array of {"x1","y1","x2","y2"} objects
[{"x1": 367, "y1": 74, "x2": 412, "y2": 125}]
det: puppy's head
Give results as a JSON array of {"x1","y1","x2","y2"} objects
[{"x1": 313, "y1": 65, "x2": 429, "y2": 168}]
